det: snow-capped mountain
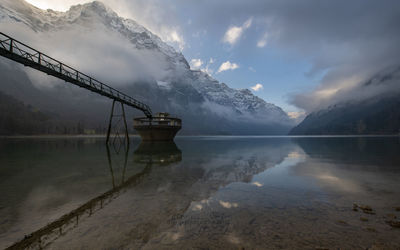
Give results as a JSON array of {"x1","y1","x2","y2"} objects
[
  {"x1": 0, "y1": 0, "x2": 188, "y2": 68},
  {"x1": 189, "y1": 70, "x2": 289, "y2": 121},
  {"x1": 0, "y1": 0, "x2": 294, "y2": 134}
]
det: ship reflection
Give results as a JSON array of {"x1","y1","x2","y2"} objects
[
  {"x1": 7, "y1": 142, "x2": 182, "y2": 250},
  {"x1": 133, "y1": 141, "x2": 182, "y2": 165}
]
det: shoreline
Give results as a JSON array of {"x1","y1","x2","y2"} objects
[{"x1": 0, "y1": 134, "x2": 399, "y2": 139}]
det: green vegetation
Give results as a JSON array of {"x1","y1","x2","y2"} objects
[{"x1": 0, "y1": 91, "x2": 49, "y2": 135}]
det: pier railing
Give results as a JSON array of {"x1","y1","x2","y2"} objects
[{"x1": 0, "y1": 32, "x2": 152, "y2": 118}]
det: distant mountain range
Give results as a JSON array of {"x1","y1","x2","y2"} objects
[
  {"x1": 290, "y1": 67, "x2": 400, "y2": 135},
  {"x1": 0, "y1": 0, "x2": 294, "y2": 135}
]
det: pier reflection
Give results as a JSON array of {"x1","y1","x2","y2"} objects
[
  {"x1": 6, "y1": 142, "x2": 182, "y2": 249},
  {"x1": 2, "y1": 137, "x2": 400, "y2": 249},
  {"x1": 4, "y1": 138, "x2": 300, "y2": 249},
  {"x1": 106, "y1": 143, "x2": 130, "y2": 188}
]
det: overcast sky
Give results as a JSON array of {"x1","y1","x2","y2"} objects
[{"x1": 23, "y1": 0, "x2": 400, "y2": 116}]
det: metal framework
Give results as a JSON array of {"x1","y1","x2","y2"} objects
[
  {"x1": 0, "y1": 32, "x2": 153, "y2": 143},
  {"x1": 106, "y1": 100, "x2": 130, "y2": 148}
]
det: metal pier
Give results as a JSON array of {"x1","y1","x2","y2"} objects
[{"x1": 0, "y1": 32, "x2": 153, "y2": 144}]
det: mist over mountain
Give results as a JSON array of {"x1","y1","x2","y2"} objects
[
  {"x1": 290, "y1": 66, "x2": 400, "y2": 135},
  {"x1": 0, "y1": 0, "x2": 294, "y2": 135}
]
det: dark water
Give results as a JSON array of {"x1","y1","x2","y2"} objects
[{"x1": 1, "y1": 136, "x2": 400, "y2": 249}]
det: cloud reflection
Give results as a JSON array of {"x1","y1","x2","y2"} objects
[{"x1": 219, "y1": 200, "x2": 239, "y2": 209}]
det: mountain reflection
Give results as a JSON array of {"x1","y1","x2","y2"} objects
[
  {"x1": 3, "y1": 138, "x2": 294, "y2": 249},
  {"x1": 47, "y1": 138, "x2": 296, "y2": 249},
  {"x1": 290, "y1": 137, "x2": 400, "y2": 197},
  {"x1": 4, "y1": 137, "x2": 398, "y2": 249},
  {"x1": 292, "y1": 136, "x2": 400, "y2": 169}
]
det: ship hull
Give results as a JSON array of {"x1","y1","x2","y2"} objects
[
  {"x1": 134, "y1": 125, "x2": 181, "y2": 141},
  {"x1": 134, "y1": 114, "x2": 182, "y2": 141}
]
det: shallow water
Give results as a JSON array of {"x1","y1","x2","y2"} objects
[{"x1": 1, "y1": 136, "x2": 400, "y2": 249}]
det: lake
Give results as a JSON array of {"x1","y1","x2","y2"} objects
[{"x1": 1, "y1": 136, "x2": 400, "y2": 249}]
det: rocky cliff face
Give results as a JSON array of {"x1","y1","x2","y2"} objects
[{"x1": 0, "y1": 0, "x2": 293, "y2": 135}]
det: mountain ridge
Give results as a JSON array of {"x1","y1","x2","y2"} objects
[
  {"x1": 0, "y1": 0, "x2": 294, "y2": 135},
  {"x1": 290, "y1": 66, "x2": 400, "y2": 135}
]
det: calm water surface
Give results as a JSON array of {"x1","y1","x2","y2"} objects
[{"x1": 1, "y1": 136, "x2": 400, "y2": 249}]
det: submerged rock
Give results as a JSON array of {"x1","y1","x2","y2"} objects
[
  {"x1": 365, "y1": 227, "x2": 377, "y2": 232},
  {"x1": 336, "y1": 220, "x2": 348, "y2": 225},
  {"x1": 386, "y1": 220, "x2": 400, "y2": 228},
  {"x1": 386, "y1": 214, "x2": 397, "y2": 219},
  {"x1": 353, "y1": 204, "x2": 376, "y2": 215}
]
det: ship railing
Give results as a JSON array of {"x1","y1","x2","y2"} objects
[{"x1": 134, "y1": 116, "x2": 182, "y2": 127}]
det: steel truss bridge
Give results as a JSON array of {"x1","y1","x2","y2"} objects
[{"x1": 0, "y1": 32, "x2": 153, "y2": 144}]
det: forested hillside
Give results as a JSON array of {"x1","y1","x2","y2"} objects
[{"x1": 0, "y1": 91, "x2": 105, "y2": 135}]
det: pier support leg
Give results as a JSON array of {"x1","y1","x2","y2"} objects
[
  {"x1": 106, "y1": 100, "x2": 130, "y2": 149},
  {"x1": 106, "y1": 100, "x2": 116, "y2": 145},
  {"x1": 121, "y1": 102, "x2": 130, "y2": 147}
]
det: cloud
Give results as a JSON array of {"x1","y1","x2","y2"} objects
[
  {"x1": 0, "y1": 4, "x2": 172, "y2": 89},
  {"x1": 257, "y1": 32, "x2": 268, "y2": 48},
  {"x1": 201, "y1": 65, "x2": 214, "y2": 76},
  {"x1": 24, "y1": 0, "x2": 89, "y2": 11},
  {"x1": 291, "y1": 66, "x2": 400, "y2": 113},
  {"x1": 222, "y1": 17, "x2": 253, "y2": 45},
  {"x1": 251, "y1": 83, "x2": 263, "y2": 91},
  {"x1": 287, "y1": 111, "x2": 306, "y2": 124},
  {"x1": 243, "y1": 18, "x2": 253, "y2": 29},
  {"x1": 11, "y1": 0, "x2": 400, "y2": 114},
  {"x1": 166, "y1": 0, "x2": 400, "y2": 113},
  {"x1": 287, "y1": 111, "x2": 305, "y2": 119},
  {"x1": 190, "y1": 58, "x2": 215, "y2": 75},
  {"x1": 190, "y1": 58, "x2": 203, "y2": 69},
  {"x1": 217, "y1": 61, "x2": 239, "y2": 73},
  {"x1": 24, "y1": 0, "x2": 186, "y2": 51},
  {"x1": 252, "y1": 181, "x2": 263, "y2": 187},
  {"x1": 201, "y1": 58, "x2": 215, "y2": 75},
  {"x1": 164, "y1": 29, "x2": 185, "y2": 51},
  {"x1": 248, "y1": 67, "x2": 256, "y2": 72}
]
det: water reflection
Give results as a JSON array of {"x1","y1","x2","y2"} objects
[
  {"x1": 0, "y1": 137, "x2": 399, "y2": 249},
  {"x1": 291, "y1": 137, "x2": 400, "y2": 205},
  {"x1": 106, "y1": 143, "x2": 130, "y2": 188},
  {"x1": 133, "y1": 142, "x2": 182, "y2": 165},
  {"x1": 292, "y1": 136, "x2": 400, "y2": 168},
  {"x1": 7, "y1": 143, "x2": 139, "y2": 249},
  {"x1": 46, "y1": 138, "x2": 298, "y2": 249},
  {"x1": 6, "y1": 141, "x2": 184, "y2": 249}
]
